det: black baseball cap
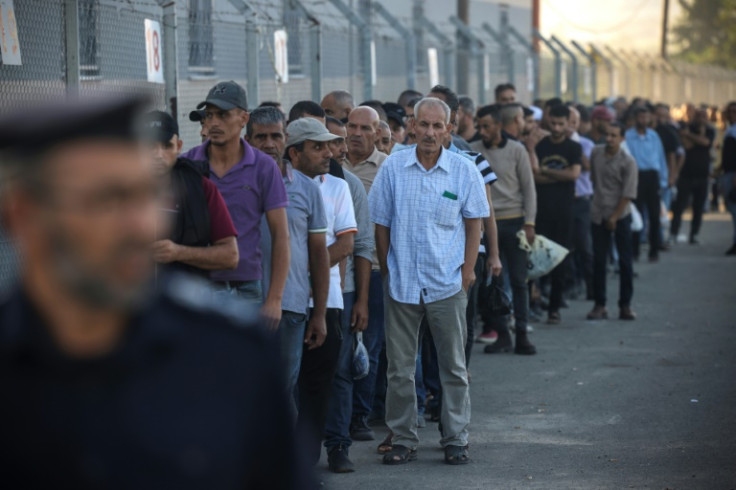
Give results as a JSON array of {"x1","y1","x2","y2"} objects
[
  {"x1": 189, "y1": 109, "x2": 206, "y2": 122},
  {"x1": 196, "y1": 81, "x2": 248, "y2": 112},
  {"x1": 141, "y1": 110, "x2": 179, "y2": 142},
  {"x1": 383, "y1": 102, "x2": 406, "y2": 128}
]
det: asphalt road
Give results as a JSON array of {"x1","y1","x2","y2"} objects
[{"x1": 320, "y1": 214, "x2": 736, "y2": 490}]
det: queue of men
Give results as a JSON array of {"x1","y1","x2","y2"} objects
[{"x1": 2, "y1": 78, "x2": 733, "y2": 485}]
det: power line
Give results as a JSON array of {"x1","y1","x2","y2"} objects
[{"x1": 541, "y1": 0, "x2": 650, "y2": 34}]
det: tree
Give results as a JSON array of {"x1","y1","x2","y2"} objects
[{"x1": 671, "y1": 0, "x2": 736, "y2": 69}]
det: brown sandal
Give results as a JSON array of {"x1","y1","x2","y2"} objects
[{"x1": 376, "y1": 431, "x2": 393, "y2": 454}]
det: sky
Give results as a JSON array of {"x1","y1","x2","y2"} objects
[{"x1": 540, "y1": 0, "x2": 684, "y2": 54}]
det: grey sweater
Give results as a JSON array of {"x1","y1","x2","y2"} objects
[{"x1": 470, "y1": 138, "x2": 537, "y2": 224}]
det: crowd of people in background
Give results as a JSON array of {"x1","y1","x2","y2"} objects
[
  {"x1": 147, "y1": 79, "x2": 735, "y2": 474},
  {"x1": 155, "y1": 79, "x2": 736, "y2": 472}
]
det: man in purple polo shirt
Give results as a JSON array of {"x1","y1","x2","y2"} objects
[{"x1": 181, "y1": 81, "x2": 290, "y2": 329}]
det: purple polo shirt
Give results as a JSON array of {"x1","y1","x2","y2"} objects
[{"x1": 181, "y1": 138, "x2": 289, "y2": 282}]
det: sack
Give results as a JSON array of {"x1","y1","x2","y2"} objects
[
  {"x1": 630, "y1": 203, "x2": 643, "y2": 232},
  {"x1": 479, "y1": 275, "x2": 512, "y2": 323},
  {"x1": 352, "y1": 332, "x2": 370, "y2": 380},
  {"x1": 517, "y1": 230, "x2": 569, "y2": 281}
]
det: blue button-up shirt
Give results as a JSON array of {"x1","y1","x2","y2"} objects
[
  {"x1": 625, "y1": 127, "x2": 669, "y2": 188},
  {"x1": 369, "y1": 146, "x2": 490, "y2": 304}
]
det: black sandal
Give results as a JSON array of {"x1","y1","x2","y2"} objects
[
  {"x1": 444, "y1": 445, "x2": 469, "y2": 465},
  {"x1": 377, "y1": 432, "x2": 393, "y2": 454},
  {"x1": 382, "y1": 444, "x2": 417, "y2": 465}
]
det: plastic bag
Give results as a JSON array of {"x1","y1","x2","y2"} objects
[
  {"x1": 352, "y1": 332, "x2": 369, "y2": 380},
  {"x1": 479, "y1": 275, "x2": 512, "y2": 323},
  {"x1": 630, "y1": 203, "x2": 643, "y2": 232},
  {"x1": 517, "y1": 230, "x2": 569, "y2": 281}
]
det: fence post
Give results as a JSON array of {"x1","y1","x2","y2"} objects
[
  {"x1": 499, "y1": 8, "x2": 514, "y2": 86},
  {"x1": 450, "y1": 16, "x2": 486, "y2": 105},
  {"x1": 532, "y1": 30, "x2": 561, "y2": 99},
  {"x1": 373, "y1": 2, "x2": 416, "y2": 90},
  {"x1": 590, "y1": 43, "x2": 613, "y2": 98},
  {"x1": 417, "y1": 15, "x2": 454, "y2": 88},
  {"x1": 326, "y1": 0, "x2": 372, "y2": 101},
  {"x1": 481, "y1": 22, "x2": 511, "y2": 87},
  {"x1": 289, "y1": 0, "x2": 323, "y2": 106},
  {"x1": 506, "y1": 24, "x2": 537, "y2": 103},
  {"x1": 604, "y1": 45, "x2": 630, "y2": 99},
  {"x1": 64, "y1": 0, "x2": 80, "y2": 96},
  {"x1": 156, "y1": 0, "x2": 178, "y2": 114},
  {"x1": 550, "y1": 35, "x2": 577, "y2": 102},
  {"x1": 571, "y1": 40, "x2": 596, "y2": 103},
  {"x1": 228, "y1": 0, "x2": 260, "y2": 107}
]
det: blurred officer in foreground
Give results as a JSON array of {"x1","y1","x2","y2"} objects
[{"x1": 0, "y1": 95, "x2": 314, "y2": 489}]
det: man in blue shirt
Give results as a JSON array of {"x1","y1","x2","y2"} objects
[
  {"x1": 625, "y1": 106, "x2": 668, "y2": 262},
  {"x1": 369, "y1": 97, "x2": 489, "y2": 466}
]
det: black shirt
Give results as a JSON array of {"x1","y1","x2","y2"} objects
[
  {"x1": 680, "y1": 123, "x2": 715, "y2": 180},
  {"x1": 0, "y1": 277, "x2": 315, "y2": 490},
  {"x1": 534, "y1": 136, "x2": 583, "y2": 219},
  {"x1": 655, "y1": 123, "x2": 681, "y2": 156},
  {"x1": 723, "y1": 128, "x2": 736, "y2": 173}
]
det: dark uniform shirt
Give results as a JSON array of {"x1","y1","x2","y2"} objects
[{"x1": 0, "y1": 277, "x2": 314, "y2": 490}]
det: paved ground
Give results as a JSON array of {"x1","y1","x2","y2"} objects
[{"x1": 321, "y1": 214, "x2": 736, "y2": 490}]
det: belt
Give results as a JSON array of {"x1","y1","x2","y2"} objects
[{"x1": 214, "y1": 280, "x2": 247, "y2": 289}]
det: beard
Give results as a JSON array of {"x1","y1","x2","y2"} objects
[{"x1": 48, "y1": 224, "x2": 153, "y2": 311}]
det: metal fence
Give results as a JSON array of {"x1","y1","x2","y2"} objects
[{"x1": 3, "y1": 0, "x2": 736, "y2": 292}]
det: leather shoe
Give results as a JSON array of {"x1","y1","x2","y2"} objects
[
  {"x1": 514, "y1": 331, "x2": 536, "y2": 355},
  {"x1": 350, "y1": 415, "x2": 375, "y2": 441},
  {"x1": 586, "y1": 305, "x2": 608, "y2": 320},
  {"x1": 619, "y1": 306, "x2": 636, "y2": 320},
  {"x1": 328, "y1": 445, "x2": 355, "y2": 473},
  {"x1": 484, "y1": 329, "x2": 513, "y2": 353}
]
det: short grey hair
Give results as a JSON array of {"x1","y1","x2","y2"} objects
[
  {"x1": 378, "y1": 120, "x2": 390, "y2": 132},
  {"x1": 247, "y1": 106, "x2": 285, "y2": 135},
  {"x1": 458, "y1": 96, "x2": 475, "y2": 115},
  {"x1": 326, "y1": 90, "x2": 354, "y2": 107},
  {"x1": 414, "y1": 97, "x2": 451, "y2": 125}
]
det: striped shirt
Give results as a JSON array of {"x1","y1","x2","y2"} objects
[
  {"x1": 448, "y1": 141, "x2": 498, "y2": 186},
  {"x1": 369, "y1": 146, "x2": 490, "y2": 304}
]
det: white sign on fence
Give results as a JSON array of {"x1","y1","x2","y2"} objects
[
  {"x1": 560, "y1": 60, "x2": 567, "y2": 94},
  {"x1": 483, "y1": 54, "x2": 491, "y2": 91},
  {"x1": 0, "y1": 0, "x2": 22, "y2": 66},
  {"x1": 526, "y1": 56, "x2": 534, "y2": 92},
  {"x1": 583, "y1": 66, "x2": 592, "y2": 95},
  {"x1": 144, "y1": 19, "x2": 163, "y2": 84},
  {"x1": 427, "y1": 48, "x2": 439, "y2": 88},
  {"x1": 274, "y1": 29, "x2": 289, "y2": 84}
]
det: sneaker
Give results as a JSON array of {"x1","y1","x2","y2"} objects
[
  {"x1": 483, "y1": 330, "x2": 513, "y2": 353},
  {"x1": 417, "y1": 415, "x2": 427, "y2": 428},
  {"x1": 476, "y1": 331, "x2": 498, "y2": 344},
  {"x1": 514, "y1": 331, "x2": 536, "y2": 355},
  {"x1": 727, "y1": 244, "x2": 736, "y2": 256},
  {"x1": 689, "y1": 236, "x2": 700, "y2": 245},
  {"x1": 619, "y1": 306, "x2": 637, "y2": 321},
  {"x1": 350, "y1": 415, "x2": 375, "y2": 441},
  {"x1": 547, "y1": 311, "x2": 561, "y2": 325},
  {"x1": 327, "y1": 445, "x2": 355, "y2": 473}
]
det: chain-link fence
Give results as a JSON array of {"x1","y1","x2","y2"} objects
[{"x1": 3, "y1": 0, "x2": 736, "y2": 291}]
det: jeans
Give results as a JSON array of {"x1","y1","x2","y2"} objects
[
  {"x1": 213, "y1": 279, "x2": 263, "y2": 304},
  {"x1": 352, "y1": 272, "x2": 385, "y2": 418},
  {"x1": 492, "y1": 218, "x2": 530, "y2": 331},
  {"x1": 592, "y1": 215, "x2": 633, "y2": 308},
  {"x1": 278, "y1": 310, "x2": 308, "y2": 416},
  {"x1": 324, "y1": 292, "x2": 355, "y2": 450},
  {"x1": 572, "y1": 197, "x2": 594, "y2": 297},
  {"x1": 720, "y1": 172, "x2": 736, "y2": 244},
  {"x1": 634, "y1": 170, "x2": 661, "y2": 259},
  {"x1": 670, "y1": 177, "x2": 709, "y2": 239},
  {"x1": 296, "y1": 308, "x2": 343, "y2": 466}
]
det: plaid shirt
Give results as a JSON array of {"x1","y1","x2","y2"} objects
[{"x1": 369, "y1": 146, "x2": 489, "y2": 304}]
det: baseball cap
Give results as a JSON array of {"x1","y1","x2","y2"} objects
[
  {"x1": 189, "y1": 109, "x2": 205, "y2": 122},
  {"x1": 286, "y1": 118, "x2": 341, "y2": 147},
  {"x1": 383, "y1": 102, "x2": 406, "y2": 128},
  {"x1": 196, "y1": 81, "x2": 248, "y2": 112},
  {"x1": 141, "y1": 110, "x2": 179, "y2": 142},
  {"x1": 591, "y1": 105, "x2": 614, "y2": 122}
]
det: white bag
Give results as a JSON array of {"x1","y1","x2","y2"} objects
[
  {"x1": 629, "y1": 203, "x2": 643, "y2": 232},
  {"x1": 516, "y1": 230, "x2": 569, "y2": 281}
]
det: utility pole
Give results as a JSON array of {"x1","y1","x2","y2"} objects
[
  {"x1": 457, "y1": 0, "x2": 470, "y2": 93},
  {"x1": 661, "y1": 0, "x2": 669, "y2": 59}
]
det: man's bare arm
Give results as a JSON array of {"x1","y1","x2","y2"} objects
[
  {"x1": 305, "y1": 232, "x2": 329, "y2": 349},
  {"x1": 152, "y1": 236, "x2": 238, "y2": 270},
  {"x1": 375, "y1": 224, "x2": 390, "y2": 278},
  {"x1": 462, "y1": 218, "x2": 481, "y2": 292},
  {"x1": 328, "y1": 232, "x2": 354, "y2": 267},
  {"x1": 263, "y1": 207, "x2": 290, "y2": 329}
]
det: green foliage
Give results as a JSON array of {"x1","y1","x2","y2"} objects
[{"x1": 672, "y1": 0, "x2": 736, "y2": 69}]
